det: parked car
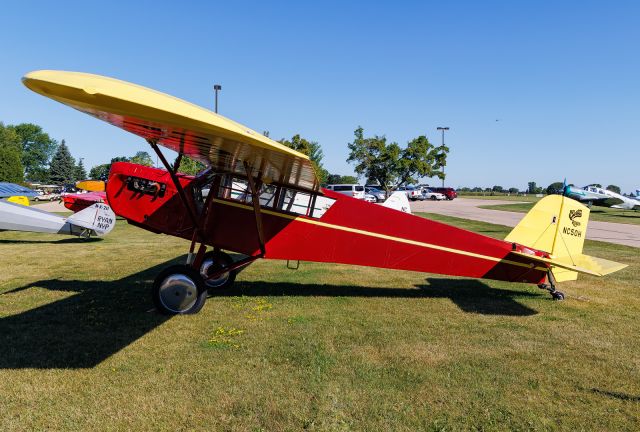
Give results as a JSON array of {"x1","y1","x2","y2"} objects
[
  {"x1": 325, "y1": 184, "x2": 365, "y2": 199},
  {"x1": 364, "y1": 187, "x2": 386, "y2": 202},
  {"x1": 396, "y1": 185, "x2": 424, "y2": 201},
  {"x1": 421, "y1": 188, "x2": 446, "y2": 201},
  {"x1": 430, "y1": 187, "x2": 457, "y2": 200},
  {"x1": 363, "y1": 193, "x2": 377, "y2": 203},
  {"x1": 33, "y1": 191, "x2": 61, "y2": 201}
]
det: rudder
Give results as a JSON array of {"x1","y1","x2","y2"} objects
[{"x1": 505, "y1": 195, "x2": 590, "y2": 281}]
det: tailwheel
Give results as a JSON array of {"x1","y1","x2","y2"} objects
[
  {"x1": 200, "y1": 251, "x2": 237, "y2": 290},
  {"x1": 152, "y1": 265, "x2": 207, "y2": 315},
  {"x1": 539, "y1": 270, "x2": 564, "y2": 301}
]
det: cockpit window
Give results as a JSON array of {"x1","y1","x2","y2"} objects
[{"x1": 214, "y1": 174, "x2": 335, "y2": 219}]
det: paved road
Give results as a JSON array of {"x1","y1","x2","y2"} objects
[
  {"x1": 411, "y1": 198, "x2": 640, "y2": 248},
  {"x1": 32, "y1": 201, "x2": 68, "y2": 212}
]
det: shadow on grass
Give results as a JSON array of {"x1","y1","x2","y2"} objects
[
  {"x1": 416, "y1": 278, "x2": 539, "y2": 316},
  {"x1": 219, "y1": 277, "x2": 539, "y2": 317},
  {"x1": 1, "y1": 259, "x2": 538, "y2": 369},
  {"x1": 0, "y1": 257, "x2": 183, "y2": 369},
  {"x1": 589, "y1": 388, "x2": 640, "y2": 402},
  {"x1": 0, "y1": 237, "x2": 104, "y2": 245}
]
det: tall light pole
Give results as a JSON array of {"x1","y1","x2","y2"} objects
[
  {"x1": 436, "y1": 127, "x2": 449, "y2": 187},
  {"x1": 213, "y1": 84, "x2": 222, "y2": 113}
]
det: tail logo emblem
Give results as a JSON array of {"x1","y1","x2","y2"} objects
[{"x1": 569, "y1": 209, "x2": 582, "y2": 227}]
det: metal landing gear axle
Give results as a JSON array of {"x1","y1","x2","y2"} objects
[{"x1": 538, "y1": 270, "x2": 565, "y2": 301}]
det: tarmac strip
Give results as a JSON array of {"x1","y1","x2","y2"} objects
[{"x1": 411, "y1": 198, "x2": 640, "y2": 248}]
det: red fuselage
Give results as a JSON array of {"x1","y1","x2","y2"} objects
[{"x1": 107, "y1": 162, "x2": 548, "y2": 284}]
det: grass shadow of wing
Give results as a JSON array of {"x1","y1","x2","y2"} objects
[
  {"x1": 0, "y1": 237, "x2": 104, "y2": 245},
  {"x1": 0, "y1": 257, "x2": 184, "y2": 369},
  {"x1": 416, "y1": 278, "x2": 539, "y2": 316}
]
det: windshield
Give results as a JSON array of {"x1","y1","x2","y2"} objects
[{"x1": 355, "y1": 186, "x2": 364, "y2": 191}]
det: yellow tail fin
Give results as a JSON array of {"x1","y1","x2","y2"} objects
[{"x1": 505, "y1": 195, "x2": 626, "y2": 281}]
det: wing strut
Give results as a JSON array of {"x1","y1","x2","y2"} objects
[
  {"x1": 147, "y1": 139, "x2": 205, "y2": 242},
  {"x1": 244, "y1": 162, "x2": 266, "y2": 256}
]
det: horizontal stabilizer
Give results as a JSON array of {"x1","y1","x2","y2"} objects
[{"x1": 511, "y1": 251, "x2": 627, "y2": 277}]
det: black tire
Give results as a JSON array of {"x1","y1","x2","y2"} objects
[
  {"x1": 152, "y1": 265, "x2": 207, "y2": 315},
  {"x1": 200, "y1": 251, "x2": 237, "y2": 290},
  {"x1": 552, "y1": 291, "x2": 565, "y2": 301},
  {"x1": 430, "y1": 195, "x2": 437, "y2": 200}
]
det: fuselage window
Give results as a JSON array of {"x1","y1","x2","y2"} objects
[{"x1": 216, "y1": 174, "x2": 335, "y2": 218}]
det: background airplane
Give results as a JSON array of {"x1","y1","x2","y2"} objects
[
  {"x1": 1, "y1": 182, "x2": 115, "y2": 238},
  {"x1": 565, "y1": 184, "x2": 640, "y2": 210},
  {"x1": 0, "y1": 182, "x2": 39, "y2": 206},
  {"x1": 62, "y1": 181, "x2": 108, "y2": 212}
]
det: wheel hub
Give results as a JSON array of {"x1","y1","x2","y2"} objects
[
  {"x1": 201, "y1": 257, "x2": 230, "y2": 288},
  {"x1": 158, "y1": 274, "x2": 199, "y2": 313}
]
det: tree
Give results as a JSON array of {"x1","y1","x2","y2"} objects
[
  {"x1": 546, "y1": 181, "x2": 564, "y2": 195},
  {"x1": 527, "y1": 182, "x2": 537, "y2": 194},
  {"x1": 75, "y1": 158, "x2": 87, "y2": 180},
  {"x1": 347, "y1": 127, "x2": 445, "y2": 197},
  {"x1": 178, "y1": 156, "x2": 206, "y2": 175},
  {"x1": 508, "y1": 187, "x2": 519, "y2": 194},
  {"x1": 492, "y1": 185, "x2": 504, "y2": 193},
  {"x1": 49, "y1": 140, "x2": 77, "y2": 184},
  {"x1": 130, "y1": 151, "x2": 154, "y2": 166},
  {"x1": 278, "y1": 134, "x2": 328, "y2": 184},
  {"x1": 326, "y1": 174, "x2": 342, "y2": 184},
  {"x1": 340, "y1": 175, "x2": 358, "y2": 184},
  {"x1": 89, "y1": 163, "x2": 111, "y2": 180},
  {"x1": 606, "y1": 184, "x2": 621, "y2": 194},
  {"x1": 10, "y1": 123, "x2": 57, "y2": 181},
  {"x1": 325, "y1": 173, "x2": 360, "y2": 185},
  {"x1": 0, "y1": 123, "x2": 24, "y2": 183}
]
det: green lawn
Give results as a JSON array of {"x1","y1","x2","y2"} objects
[
  {"x1": 459, "y1": 194, "x2": 542, "y2": 202},
  {"x1": 0, "y1": 215, "x2": 638, "y2": 431},
  {"x1": 479, "y1": 202, "x2": 640, "y2": 226}
]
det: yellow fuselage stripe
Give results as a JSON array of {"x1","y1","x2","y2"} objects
[{"x1": 212, "y1": 198, "x2": 548, "y2": 272}]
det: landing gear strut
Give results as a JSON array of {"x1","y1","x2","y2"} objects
[
  {"x1": 147, "y1": 142, "x2": 263, "y2": 314},
  {"x1": 537, "y1": 270, "x2": 565, "y2": 301}
]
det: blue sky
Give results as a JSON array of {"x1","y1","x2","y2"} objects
[{"x1": 1, "y1": 1, "x2": 638, "y2": 192}]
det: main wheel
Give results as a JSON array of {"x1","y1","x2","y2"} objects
[
  {"x1": 551, "y1": 291, "x2": 565, "y2": 301},
  {"x1": 152, "y1": 265, "x2": 207, "y2": 315},
  {"x1": 200, "y1": 251, "x2": 237, "y2": 290}
]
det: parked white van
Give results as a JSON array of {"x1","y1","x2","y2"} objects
[{"x1": 325, "y1": 184, "x2": 365, "y2": 199}]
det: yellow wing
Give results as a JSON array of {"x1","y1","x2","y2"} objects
[
  {"x1": 76, "y1": 180, "x2": 105, "y2": 192},
  {"x1": 23, "y1": 70, "x2": 319, "y2": 192}
]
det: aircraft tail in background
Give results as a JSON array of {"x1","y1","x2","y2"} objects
[
  {"x1": 0, "y1": 201, "x2": 115, "y2": 238},
  {"x1": 381, "y1": 191, "x2": 411, "y2": 213},
  {"x1": 505, "y1": 195, "x2": 626, "y2": 281}
]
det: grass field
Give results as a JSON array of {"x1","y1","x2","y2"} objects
[
  {"x1": 459, "y1": 195, "x2": 541, "y2": 202},
  {"x1": 0, "y1": 214, "x2": 638, "y2": 431},
  {"x1": 479, "y1": 202, "x2": 640, "y2": 226}
]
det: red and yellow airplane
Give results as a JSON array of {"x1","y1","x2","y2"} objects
[{"x1": 22, "y1": 71, "x2": 627, "y2": 315}]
